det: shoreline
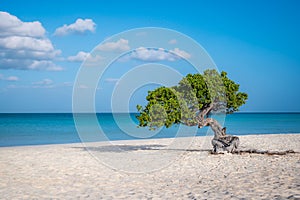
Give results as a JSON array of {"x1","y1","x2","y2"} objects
[
  {"x1": 1, "y1": 134, "x2": 299, "y2": 199},
  {"x1": 1, "y1": 132, "x2": 300, "y2": 149}
]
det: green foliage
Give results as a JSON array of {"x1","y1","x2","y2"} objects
[
  {"x1": 136, "y1": 69, "x2": 248, "y2": 129},
  {"x1": 221, "y1": 71, "x2": 248, "y2": 113},
  {"x1": 137, "y1": 87, "x2": 181, "y2": 128}
]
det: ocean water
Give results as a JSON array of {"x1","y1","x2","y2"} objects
[{"x1": 0, "y1": 113, "x2": 299, "y2": 147}]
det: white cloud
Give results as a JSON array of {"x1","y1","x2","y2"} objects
[
  {"x1": 67, "y1": 51, "x2": 90, "y2": 62},
  {"x1": 97, "y1": 38, "x2": 130, "y2": 52},
  {"x1": 7, "y1": 84, "x2": 25, "y2": 89},
  {"x1": 170, "y1": 48, "x2": 191, "y2": 59},
  {"x1": 31, "y1": 78, "x2": 56, "y2": 88},
  {"x1": 85, "y1": 55, "x2": 103, "y2": 63},
  {"x1": 130, "y1": 47, "x2": 175, "y2": 62},
  {"x1": 33, "y1": 78, "x2": 53, "y2": 85},
  {"x1": 67, "y1": 51, "x2": 104, "y2": 66},
  {"x1": 54, "y1": 18, "x2": 96, "y2": 36},
  {"x1": 0, "y1": 12, "x2": 62, "y2": 71},
  {"x1": 5, "y1": 79, "x2": 74, "y2": 90},
  {"x1": 27, "y1": 60, "x2": 63, "y2": 71},
  {"x1": 129, "y1": 47, "x2": 191, "y2": 62},
  {"x1": 168, "y1": 39, "x2": 177, "y2": 44},
  {"x1": 0, "y1": 74, "x2": 19, "y2": 81},
  {"x1": 0, "y1": 36, "x2": 54, "y2": 52},
  {"x1": 0, "y1": 11, "x2": 45, "y2": 37},
  {"x1": 0, "y1": 59, "x2": 55, "y2": 71},
  {"x1": 6, "y1": 76, "x2": 19, "y2": 81}
]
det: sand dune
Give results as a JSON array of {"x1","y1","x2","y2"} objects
[{"x1": 0, "y1": 134, "x2": 299, "y2": 199}]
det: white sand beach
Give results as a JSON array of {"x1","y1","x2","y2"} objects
[{"x1": 0, "y1": 134, "x2": 299, "y2": 199}]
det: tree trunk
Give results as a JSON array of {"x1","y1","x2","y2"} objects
[
  {"x1": 202, "y1": 118, "x2": 240, "y2": 153},
  {"x1": 197, "y1": 104, "x2": 240, "y2": 153}
]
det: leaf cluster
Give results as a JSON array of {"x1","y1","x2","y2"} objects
[{"x1": 136, "y1": 69, "x2": 248, "y2": 129}]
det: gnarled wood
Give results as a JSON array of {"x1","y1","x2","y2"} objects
[
  {"x1": 212, "y1": 135, "x2": 240, "y2": 153},
  {"x1": 196, "y1": 103, "x2": 240, "y2": 153},
  {"x1": 198, "y1": 118, "x2": 225, "y2": 138},
  {"x1": 196, "y1": 103, "x2": 214, "y2": 122},
  {"x1": 228, "y1": 149, "x2": 297, "y2": 155}
]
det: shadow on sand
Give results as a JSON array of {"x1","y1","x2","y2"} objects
[
  {"x1": 72, "y1": 144, "x2": 212, "y2": 153},
  {"x1": 72, "y1": 144, "x2": 298, "y2": 155}
]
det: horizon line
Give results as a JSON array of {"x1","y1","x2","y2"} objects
[{"x1": 1, "y1": 112, "x2": 300, "y2": 114}]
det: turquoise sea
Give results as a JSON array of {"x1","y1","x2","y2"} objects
[{"x1": 0, "y1": 113, "x2": 300, "y2": 147}]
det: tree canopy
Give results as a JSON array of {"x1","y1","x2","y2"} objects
[{"x1": 136, "y1": 69, "x2": 248, "y2": 130}]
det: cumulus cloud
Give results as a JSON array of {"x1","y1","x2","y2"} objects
[
  {"x1": 97, "y1": 38, "x2": 130, "y2": 52},
  {"x1": 171, "y1": 48, "x2": 191, "y2": 59},
  {"x1": 2, "y1": 60, "x2": 63, "y2": 71},
  {"x1": 67, "y1": 51, "x2": 104, "y2": 66},
  {"x1": 0, "y1": 36, "x2": 54, "y2": 51},
  {"x1": 54, "y1": 19, "x2": 96, "y2": 36},
  {"x1": 129, "y1": 47, "x2": 191, "y2": 62},
  {"x1": 0, "y1": 11, "x2": 45, "y2": 37},
  {"x1": 67, "y1": 51, "x2": 90, "y2": 62},
  {"x1": 130, "y1": 47, "x2": 175, "y2": 62},
  {"x1": 0, "y1": 11, "x2": 62, "y2": 71}
]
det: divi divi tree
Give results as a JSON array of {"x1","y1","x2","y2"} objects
[{"x1": 136, "y1": 69, "x2": 248, "y2": 153}]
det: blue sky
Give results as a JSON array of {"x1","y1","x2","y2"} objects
[{"x1": 0, "y1": 0, "x2": 300, "y2": 112}]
